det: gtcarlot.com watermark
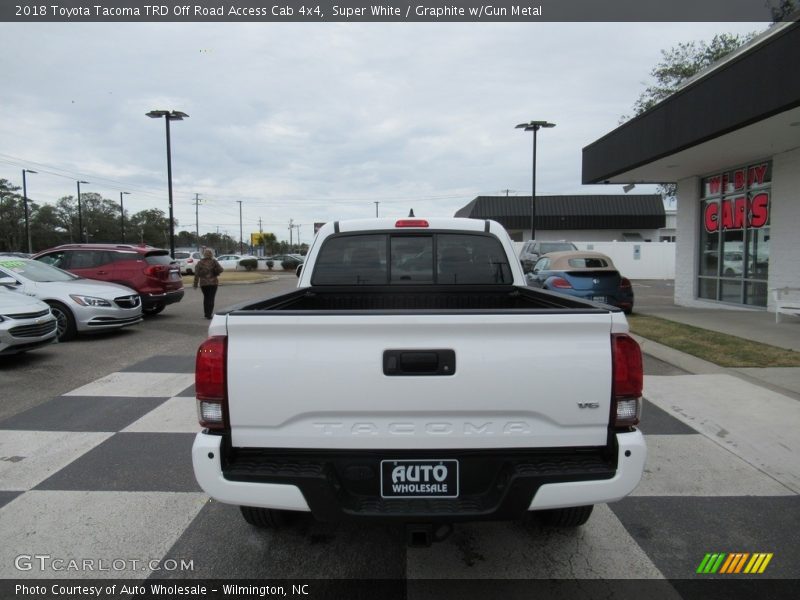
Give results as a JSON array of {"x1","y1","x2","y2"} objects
[{"x1": 15, "y1": 554, "x2": 194, "y2": 573}]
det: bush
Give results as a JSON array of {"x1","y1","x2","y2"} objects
[
  {"x1": 266, "y1": 260, "x2": 274, "y2": 270},
  {"x1": 239, "y1": 258, "x2": 257, "y2": 271}
]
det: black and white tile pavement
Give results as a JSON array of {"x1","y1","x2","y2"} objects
[{"x1": 1, "y1": 356, "x2": 798, "y2": 582}]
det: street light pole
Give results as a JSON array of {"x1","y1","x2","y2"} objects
[
  {"x1": 147, "y1": 110, "x2": 189, "y2": 257},
  {"x1": 374, "y1": 201, "x2": 380, "y2": 217},
  {"x1": 22, "y1": 169, "x2": 37, "y2": 253},
  {"x1": 236, "y1": 200, "x2": 243, "y2": 254},
  {"x1": 515, "y1": 120, "x2": 555, "y2": 241},
  {"x1": 76, "y1": 180, "x2": 89, "y2": 243},
  {"x1": 120, "y1": 191, "x2": 130, "y2": 242}
]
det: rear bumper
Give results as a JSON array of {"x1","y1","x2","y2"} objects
[
  {"x1": 141, "y1": 289, "x2": 184, "y2": 308},
  {"x1": 192, "y1": 430, "x2": 645, "y2": 520}
]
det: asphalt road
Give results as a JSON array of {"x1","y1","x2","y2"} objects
[{"x1": 0, "y1": 273, "x2": 300, "y2": 422}]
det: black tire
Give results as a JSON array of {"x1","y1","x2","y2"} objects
[
  {"x1": 240, "y1": 506, "x2": 297, "y2": 529},
  {"x1": 624, "y1": 306, "x2": 633, "y2": 315},
  {"x1": 142, "y1": 303, "x2": 165, "y2": 315},
  {"x1": 47, "y1": 301, "x2": 77, "y2": 342},
  {"x1": 536, "y1": 505, "x2": 594, "y2": 527}
]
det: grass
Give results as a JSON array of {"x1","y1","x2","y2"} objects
[
  {"x1": 627, "y1": 314, "x2": 800, "y2": 368},
  {"x1": 182, "y1": 271, "x2": 277, "y2": 286}
]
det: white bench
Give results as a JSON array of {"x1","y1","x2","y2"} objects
[{"x1": 772, "y1": 287, "x2": 800, "y2": 323}]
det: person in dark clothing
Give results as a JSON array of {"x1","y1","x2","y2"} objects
[{"x1": 193, "y1": 249, "x2": 224, "y2": 319}]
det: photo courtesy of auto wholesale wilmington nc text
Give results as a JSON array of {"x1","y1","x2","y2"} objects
[{"x1": 12, "y1": 582, "x2": 315, "y2": 599}]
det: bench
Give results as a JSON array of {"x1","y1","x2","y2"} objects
[{"x1": 772, "y1": 287, "x2": 800, "y2": 323}]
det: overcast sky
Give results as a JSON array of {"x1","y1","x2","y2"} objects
[{"x1": 1, "y1": 21, "x2": 765, "y2": 244}]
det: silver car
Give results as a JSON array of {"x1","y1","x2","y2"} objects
[
  {"x1": 0, "y1": 258, "x2": 143, "y2": 342},
  {"x1": 0, "y1": 287, "x2": 58, "y2": 355}
]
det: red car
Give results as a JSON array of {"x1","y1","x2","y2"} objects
[{"x1": 33, "y1": 243, "x2": 184, "y2": 315}]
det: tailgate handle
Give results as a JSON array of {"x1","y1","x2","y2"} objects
[{"x1": 383, "y1": 349, "x2": 455, "y2": 376}]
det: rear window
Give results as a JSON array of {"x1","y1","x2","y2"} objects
[
  {"x1": 145, "y1": 252, "x2": 174, "y2": 266},
  {"x1": 567, "y1": 257, "x2": 610, "y2": 268},
  {"x1": 311, "y1": 233, "x2": 513, "y2": 285},
  {"x1": 173, "y1": 252, "x2": 190, "y2": 260}
]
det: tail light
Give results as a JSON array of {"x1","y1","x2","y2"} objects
[
  {"x1": 620, "y1": 277, "x2": 632, "y2": 289},
  {"x1": 144, "y1": 265, "x2": 169, "y2": 278},
  {"x1": 611, "y1": 333, "x2": 642, "y2": 427},
  {"x1": 550, "y1": 277, "x2": 573, "y2": 289},
  {"x1": 395, "y1": 219, "x2": 429, "y2": 228},
  {"x1": 196, "y1": 336, "x2": 227, "y2": 430}
]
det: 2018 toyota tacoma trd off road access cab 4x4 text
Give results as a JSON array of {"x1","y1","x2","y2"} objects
[{"x1": 191, "y1": 217, "x2": 645, "y2": 545}]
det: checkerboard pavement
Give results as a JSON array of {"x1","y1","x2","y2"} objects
[{"x1": 1, "y1": 355, "x2": 798, "y2": 581}]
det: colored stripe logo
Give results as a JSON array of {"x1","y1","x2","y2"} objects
[{"x1": 696, "y1": 553, "x2": 773, "y2": 574}]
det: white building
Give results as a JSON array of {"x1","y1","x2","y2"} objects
[{"x1": 582, "y1": 22, "x2": 800, "y2": 312}]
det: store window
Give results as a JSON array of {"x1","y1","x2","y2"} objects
[{"x1": 698, "y1": 161, "x2": 771, "y2": 307}]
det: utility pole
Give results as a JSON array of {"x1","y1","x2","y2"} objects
[
  {"x1": 288, "y1": 218, "x2": 294, "y2": 253},
  {"x1": 295, "y1": 224, "x2": 301, "y2": 251},
  {"x1": 236, "y1": 200, "x2": 243, "y2": 254},
  {"x1": 258, "y1": 217, "x2": 265, "y2": 257},
  {"x1": 194, "y1": 193, "x2": 202, "y2": 251},
  {"x1": 120, "y1": 192, "x2": 130, "y2": 242},
  {"x1": 374, "y1": 201, "x2": 380, "y2": 217}
]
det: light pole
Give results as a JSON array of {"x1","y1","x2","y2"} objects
[
  {"x1": 120, "y1": 192, "x2": 130, "y2": 242},
  {"x1": 147, "y1": 109, "x2": 189, "y2": 257},
  {"x1": 515, "y1": 120, "x2": 555, "y2": 241},
  {"x1": 22, "y1": 169, "x2": 37, "y2": 253},
  {"x1": 374, "y1": 201, "x2": 380, "y2": 217},
  {"x1": 76, "y1": 180, "x2": 89, "y2": 243}
]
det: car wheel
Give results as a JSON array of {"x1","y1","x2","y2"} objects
[
  {"x1": 724, "y1": 268, "x2": 735, "y2": 276},
  {"x1": 47, "y1": 301, "x2": 77, "y2": 342},
  {"x1": 240, "y1": 506, "x2": 298, "y2": 529},
  {"x1": 142, "y1": 303, "x2": 165, "y2": 315},
  {"x1": 535, "y1": 505, "x2": 594, "y2": 527}
]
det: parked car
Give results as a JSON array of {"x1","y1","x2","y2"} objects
[
  {"x1": 174, "y1": 250, "x2": 203, "y2": 275},
  {"x1": 519, "y1": 240, "x2": 578, "y2": 273},
  {"x1": 0, "y1": 286, "x2": 58, "y2": 355},
  {"x1": 527, "y1": 251, "x2": 634, "y2": 314},
  {"x1": 215, "y1": 254, "x2": 258, "y2": 271},
  {"x1": 270, "y1": 254, "x2": 304, "y2": 270},
  {"x1": 0, "y1": 258, "x2": 143, "y2": 341},
  {"x1": 32, "y1": 243, "x2": 184, "y2": 315}
]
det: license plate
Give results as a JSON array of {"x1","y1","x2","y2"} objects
[
  {"x1": 170, "y1": 272, "x2": 181, "y2": 280},
  {"x1": 592, "y1": 295, "x2": 607, "y2": 303},
  {"x1": 380, "y1": 459, "x2": 459, "y2": 498}
]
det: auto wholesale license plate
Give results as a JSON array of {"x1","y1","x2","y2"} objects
[{"x1": 380, "y1": 459, "x2": 459, "y2": 498}]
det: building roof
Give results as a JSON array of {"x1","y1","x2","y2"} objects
[
  {"x1": 582, "y1": 22, "x2": 800, "y2": 184},
  {"x1": 454, "y1": 195, "x2": 666, "y2": 230}
]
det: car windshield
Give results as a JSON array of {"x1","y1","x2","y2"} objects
[
  {"x1": 0, "y1": 258, "x2": 78, "y2": 282},
  {"x1": 541, "y1": 242, "x2": 576, "y2": 253}
]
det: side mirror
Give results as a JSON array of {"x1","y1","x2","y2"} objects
[
  {"x1": 295, "y1": 264, "x2": 303, "y2": 278},
  {"x1": 0, "y1": 276, "x2": 19, "y2": 287}
]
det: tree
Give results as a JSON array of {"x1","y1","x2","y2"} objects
[
  {"x1": 0, "y1": 179, "x2": 24, "y2": 252},
  {"x1": 128, "y1": 208, "x2": 172, "y2": 247},
  {"x1": 623, "y1": 32, "x2": 758, "y2": 200}
]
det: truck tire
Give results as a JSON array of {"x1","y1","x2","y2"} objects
[
  {"x1": 537, "y1": 505, "x2": 594, "y2": 527},
  {"x1": 239, "y1": 506, "x2": 296, "y2": 529}
]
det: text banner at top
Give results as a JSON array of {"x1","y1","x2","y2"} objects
[{"x1": 2, "y1": 0, "x2": 791, "y2": 22}]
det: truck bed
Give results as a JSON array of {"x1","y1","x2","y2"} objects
[{"x1": 227, "y1": 285, "x2": 615, "y2": 314}]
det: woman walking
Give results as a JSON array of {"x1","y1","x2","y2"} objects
[{"x1": 193, "y1": 249, "x2": 224, "y2": 319}]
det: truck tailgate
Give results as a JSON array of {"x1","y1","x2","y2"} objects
[{"x1": 226, "y1": 312, "x2": 613, "y2": 450}]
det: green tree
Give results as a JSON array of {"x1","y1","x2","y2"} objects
[
  {"x1": 0, "y1": 179, "x2": 24, "y2": 252},
  {"x1": 623, "y1": 32, "x2": 758, "y2": 200},
  {"x1": 129, "y1": 208, "x2": 172, "y2": 247},
  {"x1": 31, "y1": 204, "x2": 69, "y2": 250}
]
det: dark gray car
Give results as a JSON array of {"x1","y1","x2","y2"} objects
[{"x1": 518, "y1": 240, "x2": 577, "y2": 273}]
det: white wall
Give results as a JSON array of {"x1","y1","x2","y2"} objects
[
  {"x1": 512, "y1": 240, "x2": 676, "y2": 279},
  {"x1": 767, "y1": 146, "x2": 800, "y2": 311}
]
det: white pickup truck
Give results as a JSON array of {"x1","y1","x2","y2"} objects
[{"x1": 192, "y1": 217, "x2": 645, "y2": 545}]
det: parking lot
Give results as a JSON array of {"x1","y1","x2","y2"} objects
[{"x1": 1, "y1": 276, "x2": 797, "y2": 592}]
